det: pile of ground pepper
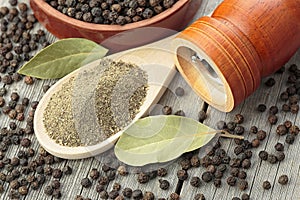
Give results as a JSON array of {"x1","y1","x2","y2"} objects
[{"x1": 43, "y1": 59, "x2": 148, "y2": 147}]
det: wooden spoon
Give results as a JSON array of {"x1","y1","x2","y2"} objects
[{"x1": 34, "y1": 36, "x2": 176, "y2": 159}]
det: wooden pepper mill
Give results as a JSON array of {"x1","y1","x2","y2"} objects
[{"x1": 173, "y1": 0, "x2": 300, "y2": 112}]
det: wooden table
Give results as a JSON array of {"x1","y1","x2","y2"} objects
[{"x1": 0, "y1": 0, "x2": 299, "y2": 199}]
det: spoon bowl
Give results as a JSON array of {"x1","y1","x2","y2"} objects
[{"x1": 34, "y1": 36, "x2": 176, "y2": 159}]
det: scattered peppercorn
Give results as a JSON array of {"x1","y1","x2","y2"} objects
[
  {"x1": 265, "y1": 77, "x2": 276, "y2": 87},
  {"x1": 267, "y1": 154, "x2": 278, "y2": 164},
  {"x1": 175, "y1": 87, "x2": 184, "y2": 96},
  {"x1": 169, "y1": 193, "x2": 180, "y2": 200},
  {"x1": 120, "y1": 187, "x2": 132, "y2": 198},
  {"x1": 190, "y1": 176, "x2": 201, "y2": 187},
  {"x1": 137, "y1": 172, "x2": 150, "y2": 183},
  {"x1": 257, "y1": 130, "x2": 267, "y2": 141},
  {"x1": 268, "y1": 114, "x2": 278, "y2": 125},
  {"x1": 234, "y1": 114, "x2": 244, "y2": 124},
  {"x1": 162, "y1": 105, "x2": 172, "y2": 115},
  {"x1": 227, "y1": 176, "x2": 237, "y2": 186},
  {"x1": 238, "y1": 180, "x2": 248, "y2": 191},
  {"x1": 257, "y1": 104, "x2": 267, "y2": 112},
  {"x1": 285, "y1": 134, "x2": 295, "y2": 144},
  {"x1": 263, "y1": 181, "x2": 271, "y2": 190},
  {"x1": 177, "y1": 169, "x2": 188, "y2": 181},
  {"x1": 81, "y1": 178, "x2": 92, "y2": 188},
  {"x1": 194, "y1": 193, "x2": 206, "y2": 200},
  {"x1": 201, "y1": 171, "x2": 213, "y2": 183},
  {"x1": 278, "y1": 175, "x2": 289, "y2": 185}
]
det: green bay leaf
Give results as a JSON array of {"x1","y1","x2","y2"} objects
[
  {"x1": 114, "y1": 115, "x2": 217, "y2": 166},
  {"x1": 18, "y1": 38, "x2": 108, "y2": 79}
]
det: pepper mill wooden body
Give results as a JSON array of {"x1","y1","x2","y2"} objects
[{"x1": 173, "y1": 0, "x2": 300, "y2": 112}]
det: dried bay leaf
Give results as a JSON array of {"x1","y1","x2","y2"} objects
[
  {"x1": 18, "y1": 38, "x2": 108, "y2": 79},
  {"x1": 114, "y1": 115, "x2": 217, "y2": 166}
]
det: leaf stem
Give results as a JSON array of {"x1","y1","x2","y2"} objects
[{"x1": 219, "y1": 130, "x2": 244, "y2": 140}]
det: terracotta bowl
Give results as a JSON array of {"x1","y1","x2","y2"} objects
[{"x1": 30, "y1": 0, "x2": 202, "y2": 52}]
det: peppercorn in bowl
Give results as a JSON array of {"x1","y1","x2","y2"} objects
[{"x1": 30, "y1": 0, "x2": 202, "y2": 51}]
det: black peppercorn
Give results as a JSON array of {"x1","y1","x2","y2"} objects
[
  {"x1": 234, "y1": 114, "x2": 244, "y2": 124},
  {"x1": 190, "y1": 155, "x2": 200, "y2": 167},
  {"x1": 190, "y1": 176, "x2": 201, "y2": 187},
  {"x1": 234, "y1": 145, "x2": 244, "y2": 155},
  {"x1": 81, "y1": 177, "x2": 92, "y2": 188},
  {"x1": 194, "y1": 193, "x2": 206, "y2": 200},
  {"x1": 52, "y1": 169, "x2": 63, "y2": 179},
  {"x1": 213, "y1": 179, "x2": 222, "y2": 188},
  {"x1": 177, "y1": 169, "x2": 188, "y2": 181},
  {"x1": 198, "y1": 110, "x2": 207, "y2": 121},
  {"x1": 157, "y1": 179, "x2": 169, "y2": 190},
  {"x1": 162, "y1": 105, "x2": 172, "y2": 115},
  {"x1": 229, "y1": 158, "x2": 241, "y2": 168},
  {"x1": 227, "y1": 176, "x2": 237, "y2": 186},
  {"x1": 282, "y1": 104, "x2": 290, "y2": 112},
  {"x1": 276, "y1": 125, "x2": 288, "y2": 136},
  {"x1": 169, "y1": 193, "x2": 180, "y2": 200},
  {"x1": 265, "y1": 77, "x2": 276, "y2": 87},
  {"x1": 230, "y1": 167, "x2": 239, "y2": 177},
  {"x1": 108, "y1": 190, "x2": 119, "y2": 199},
  {"x1": 98, "y1": 176, "x2": 109, "y2": 185},
  {"x1": 138, "y1": 172, "x2": 150, "y2": 183},
  {"x1": 238, "y1": 180, "x2": 248, "y2": 191},
  {"x1": 257, "y1": 130, "x2": 267, "y2": 141},
  {"x1": 274, "y1": 142, "x2": 284, "y2": 151},
  {"x1": 132, "y1": 189, "x2": 143, "y2": 200},
  {"x1": 267, "y1": 154, "x2": 278, "y2": 164},
  {"x1": 216, "y1": 121, "x2": 226, "y2": 130},
  {"x1": 122, "y1": 187, "x2": 132, "y2": 198},
  {"x1": 269, "y1": 105, "x2": 279, "y2": 115},
  {"x1": 155, "y1": 168, "x2": 167, "y2": 177},
  {"x1": 276, "y1": 152, "x2": 285, "y2": 161},
  {"x1": 18, "y1": 185, "x2": 28, "y2": 195},
  {"x1": 53, "y1": 189, "x2": 62, "y2": 199},
  {"x1": 238, "y1": 170, "x2": 247, "y2": 179},
  {"x1": 89, "y1": 168, "x2": 100, "y2": 180},
  {"x1": 251, "y1": 138, "x2": 260, "y2": 148},
  {"x1": 263, "y1": 181, "x2": 271, "y2": 190},
  {"x1": 174, "y1": 110, "x2": 185, "y2": 116},
  {"x1": 206, "y1": 165, "x2": 216, "y2": 174},
  {"x1": 201, "y1": 171, "x2": 213, "y2": 183},
  {"x1": 278, "y1": 175, "x2": 289, "y2": 185},
  {"x1": 285, "y1": 134, "x2": 295, "y2": 144},
  {"x1": 241, "y1": 193, "x2": 250, "y2": 200},
  {"x1": 268, "y1": 115, "x2": 278, "y2": 125},
  {"x1": 62, "y1": 165, "x2": 72, "y2": 175},
  {"x1": 257, "y1": 104, "x2": 267, "y2": 112},
  {"x1": 99, "y1": 190, "x2": 109, "y2": 199},
  {"x1": 234, "y1": 125, "x2": 245, "y2": 135},
  {"x1": 227, "y1": 121, "x2": 236, "y2": 131}
]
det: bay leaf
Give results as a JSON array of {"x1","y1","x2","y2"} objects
[
  {"x1": 18, "y1": 38, "x2": 108, "y2": 79},
  {"x1": 114, "y1": 115, "x2": 217, "y2": 166}
]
